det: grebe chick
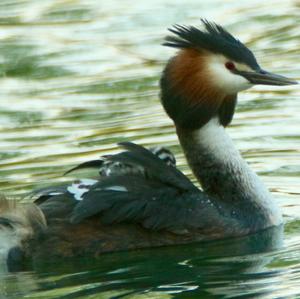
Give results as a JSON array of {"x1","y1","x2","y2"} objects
[{"x1": 0, "y1": 20, "x2": 297, "y2": 270}]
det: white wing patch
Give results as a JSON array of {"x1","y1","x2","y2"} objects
[
  {"x1": 67, "y1": 179, "x2": 98, "y2": 201},
  {"x1": 104, "y1": 186, "x2": 128, "y2": 192},
  {"x1": 48, "y1": 192, "x2": 64, "y2": 196}
]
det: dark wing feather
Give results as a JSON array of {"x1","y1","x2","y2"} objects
[
  {"x1": 63, "y1": 145, "x2": 177, "y2": 179},
  {"x1": 70, "y1": 174, "x2": 174, "y2": 224},
  {"x1": 34, "y1": 142, "x2": 223, "y2": 232},
  {"x1": 30, "y1": 185, "x2": 69, "y2": 205},
  {"x1": 64, "y1": 160, "x2": 104, "y2": 175},
  {"x1": 109, "y1": 142, "x2": 197, "y2": 191},
  {"x1": 70, "y1": 174, "x2": 211, "y2": 231}
]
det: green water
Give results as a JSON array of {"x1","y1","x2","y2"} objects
[{"x1": 0, "y1": 0, "x2": 299, "y2": 298}]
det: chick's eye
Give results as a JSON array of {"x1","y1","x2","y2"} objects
[{"x1": 225, "y1": 62, "x2": 235, "y2": 71}]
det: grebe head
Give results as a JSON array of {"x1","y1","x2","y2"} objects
[{"x1": 160, "y1": 19, "x2": 297, "y2": 129}]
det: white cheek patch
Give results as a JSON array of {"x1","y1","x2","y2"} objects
[
  {"x1": 67, "y1": 179, "x2": 98, "y2": 201},
  {"x1": 207, "y1": 55, "x2": 253, "y2": 93}
]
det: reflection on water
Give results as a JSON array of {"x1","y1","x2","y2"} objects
[
  {"x1": 0, "y1": 0, "x2": 299, "y2": 298},
  {"x1": 0, "y1": 227, "x2": 285, "y2": 298}
]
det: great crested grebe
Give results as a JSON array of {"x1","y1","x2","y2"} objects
[{"x1": 0, "y1": 20, "x2": 297, "y2": 270}]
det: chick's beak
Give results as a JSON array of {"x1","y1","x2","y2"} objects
[{"x1": 236, "y1": 69, "x2": 298, "y2": 86}]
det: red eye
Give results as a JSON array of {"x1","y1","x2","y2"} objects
[{"x1": 225, "y1": 62, "x2": 235, "y2": 71}]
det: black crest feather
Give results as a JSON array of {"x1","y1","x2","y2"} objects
[{"x1": 163, "y1": 19, "x2": 259, "y2": 69}]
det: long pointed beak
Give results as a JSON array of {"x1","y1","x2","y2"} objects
[{"x1": 236, "y1": 69, "x2": 298, "y2": 86}]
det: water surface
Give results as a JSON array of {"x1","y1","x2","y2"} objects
[{"x1": 0, "y1": 0, "x2": 299, "y2": 298}]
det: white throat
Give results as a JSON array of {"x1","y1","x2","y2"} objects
[
  {"x1": 185, "y1": 118, "x2": 283, "y2": 227},
  {"x1": 194, "y1": 118, "x2": 240, "y2": 161}
]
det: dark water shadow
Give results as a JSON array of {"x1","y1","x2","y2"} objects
[{"x1": 6, "y1": 225, "x2": 283, "y2": 299}]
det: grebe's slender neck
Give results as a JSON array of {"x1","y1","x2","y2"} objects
[
  {"x1": 158, "y1": 39, "x2": 293, "y2": 229},
  {"x1": 176, "y1": 118, "x2": 282, "y2": 228}
]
